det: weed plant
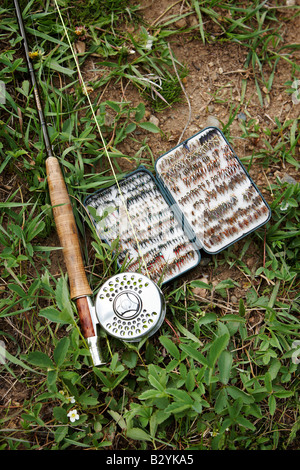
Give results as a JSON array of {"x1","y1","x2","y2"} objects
[{"x1": 0, "y1": 0, "x2": 299, "y2": 451}]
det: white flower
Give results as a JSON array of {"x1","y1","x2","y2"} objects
[
  {"x1": 66, "y1": 396, "x2": 75, "y2": 404},
  {"x1": 67, "y1": 409, "x2": 80, "y2": 423},
  {"x1": 280, "y1": 201, "x2": 289, "y2": 212},
  {"x1": 145, "y1": 38, "x2": 153, "y2": 51},
  {"x1": 59, "y1": 391, "x2": 75, "y2": 404}
]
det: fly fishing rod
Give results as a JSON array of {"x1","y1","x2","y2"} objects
[
  {"x1": 13, "y1": 0, "x2": 104, "y2": 366},
  {"x1": 13, "y1": 0, "x2": 166, "y2": 366}
]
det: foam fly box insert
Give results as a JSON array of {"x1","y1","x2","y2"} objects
[{"x1": 84, "y1": 127, "x2": 271, "y2": 285}]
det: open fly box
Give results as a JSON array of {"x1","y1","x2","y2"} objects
[{"x1": 84, "y1": 127, "x2": 271, "y2": 285}]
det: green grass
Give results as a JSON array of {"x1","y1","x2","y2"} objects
[{"x1": 0, "y1": 0, "x2": 299, "y2": 451}]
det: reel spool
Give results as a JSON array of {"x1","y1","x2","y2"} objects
[{"x1": 95, "y1": 272, "x2": 166, "y2": 342}]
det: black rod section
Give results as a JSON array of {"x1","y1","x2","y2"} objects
[{"x1": 13, "y1": 0, "x2": 54, "y2": 159}]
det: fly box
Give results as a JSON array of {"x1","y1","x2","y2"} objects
[{"x1": 84, "y1": 127, "x2": 271, "y2": 285}]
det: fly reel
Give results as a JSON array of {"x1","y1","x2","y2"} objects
[{"x1": 95, "y1": 272, "x2": 166, "y2": 342}]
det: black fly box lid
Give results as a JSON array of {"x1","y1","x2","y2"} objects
[{"x1": 84, "y1": 127, "x2": 271, "y2": 285}]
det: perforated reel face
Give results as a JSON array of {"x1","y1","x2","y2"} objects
[{"x1": 95, "y1": 272, "x2": 166, "y2": 342}]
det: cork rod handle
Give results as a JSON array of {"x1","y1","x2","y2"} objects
[
  {"x1": 46, "y1": 156, "x2": 95, "y2": 339},
  {"x1": 46, "y1": 156, "x2": 93, "y2": 303}
]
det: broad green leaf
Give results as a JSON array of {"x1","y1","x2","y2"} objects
[
  {"x1": 198, "y1": 313, "x2": 217, "y2": 325},
  {"x1": 47, "y1": 59, "x2": 75, "y2": 76},
  {"x1": 268, "y1": 395, "x2": 276, "y2": 416},
  {"x1": 0, "y1": 344, "x2": 44, "y2": 375},
  {"x1": 268, "y1": 359, "x2": 281, "y2": 380},
  {"x1": 39, "y1": 306, "x2": 75, "y2": 325},
  {"x1": 185, "y1": 370, "x2": 195, "y2": 392},
  {"x1": 268, "y1": 281, "x2": 280, "y2": 309},
  {"x1": 139, "y1": 389, "x2": 166, "y2": 400},
  {"x1": 239, "y1": 298, "x2": 246, "y2": 316},
  {"x1": 122, "y1": 350, "x2": 138, "y2": 368},
  {"x1": 286, "y1": 154, "x2": 300, "y2": 168},
  {"x1": 138, "y1": 121, "x2": 160, "y2": 133},
  {"x1": 215, "y1": 388, "x2": 228, "y2": 414},
  {"x1": 214, "y1": 279, "x2": 239, "y2": 290},
  {"x1": 61, "y1": 371, "x2": 81, "y2": 385},
  {"x1": 21, "y1": 411, "x2": 44, "y2": 427},
  {"x1": 244, "y1": 403, "x2": 263, "y2": 419},
  {"x1": 150, "y1": 410, "x2": 170, "y2": 438},
  {"x1": 8, "y1": 283, "x2": 26, "y2": 297},
  {"x1": 108, "y1": 410, "x2": 126, "y2": 430},
  {"x1": 63, "y1": 438, "x2": 90, "y2": 448},
  {"x1": 221, "y1": 314, "x2": 246, "y2": 323},
  {"x1": 236, "y1": 415, "x2": 256, "y2": 431},
  {"x1": 192, "y1": 401, "x2": 203, "y2": 413},
  {"x1": 167, "y1": 388, "x2": 193, "y2": 404},
  {"x1": 54, "y1": 425, "x2": 68, "y2": 443},
  {"x1": 25, "y1": 26, "x2": 69, "y2": 46},
  {"x1": 149, "y1": 374, "x2": 165, "y2": 392},
  {"x1": 106, "y1": 100, "x2": 120, "y2": 113},
  {"x1": 264, "y1": 372, "x2": 273, "y2": 393},
  {"x1": 179, "y1": 363, "x2": 187, "y2": 379},
  {"x1": 125, "y1": 123, "x2": 136, "y2": 134},
  {"x1": 274, "y1": 390, "x2": 294, "y2": 399},
  {"x1": 110, "y1": 352, "x2": 119, "y2": 371},
  {"x1": 179, "y1": 343, "x2": 209, "y2": 367},
  {"x1": 208, "y1": 333, "x2": 230, "y2": 369},
  {"x1": 47, "y1": 369, "x2": 58, "y2": 389},
  {"x1": 25, "y1": 351, "x2": 54, "y2": 369},
  {"x1": 174, "y1": 318, "x2": 203, "y2": 345},
  {"x1": 218, "y1": 350, "x2": 233, "y2": 384},
  {"x1": 219, "y1": 417, "x2": 232, "y2": 435},
  {"x1": 190, "y1": 280, "x2": 212, "y2": 290},
  {"x1": 165, "y1": 359, "x2": 180, "y2": 372},
  {"x1": 126, "y1": 427, "x2": 152, "y2": 442},
  {"x1": 111, "y1": 370, "x2": 128, "y2": 390},
  {"x1": 93, "y1": 369, "x2": 113, "y2": 388},
  {"x1": 55, "y1": 276, "x2": 71, "y2": 312},
  {"x1": 79, "y1": 390, "x2": 99, "y2": 406},
  {"x1": 165, "y1": 402, "x2": 191, "y2": 414},
  {"x1": 135, "y1": 103, "x2": 145, "y2": 121},
  {"x1": 159, "y1": 336, "x2": 180, "y2": 360},
  {"x1": 26, "y1": 219, "x2": 45, "y2": 241},
  {"x1": 228, "y1": 397, "x2": 243, "y2": 421},
  {"x1": 227, "y1": 386, "x2": 254, "y2": 404},
  {"x1": 54, "y1": 337, "x2": 70, "y2": 367}
]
